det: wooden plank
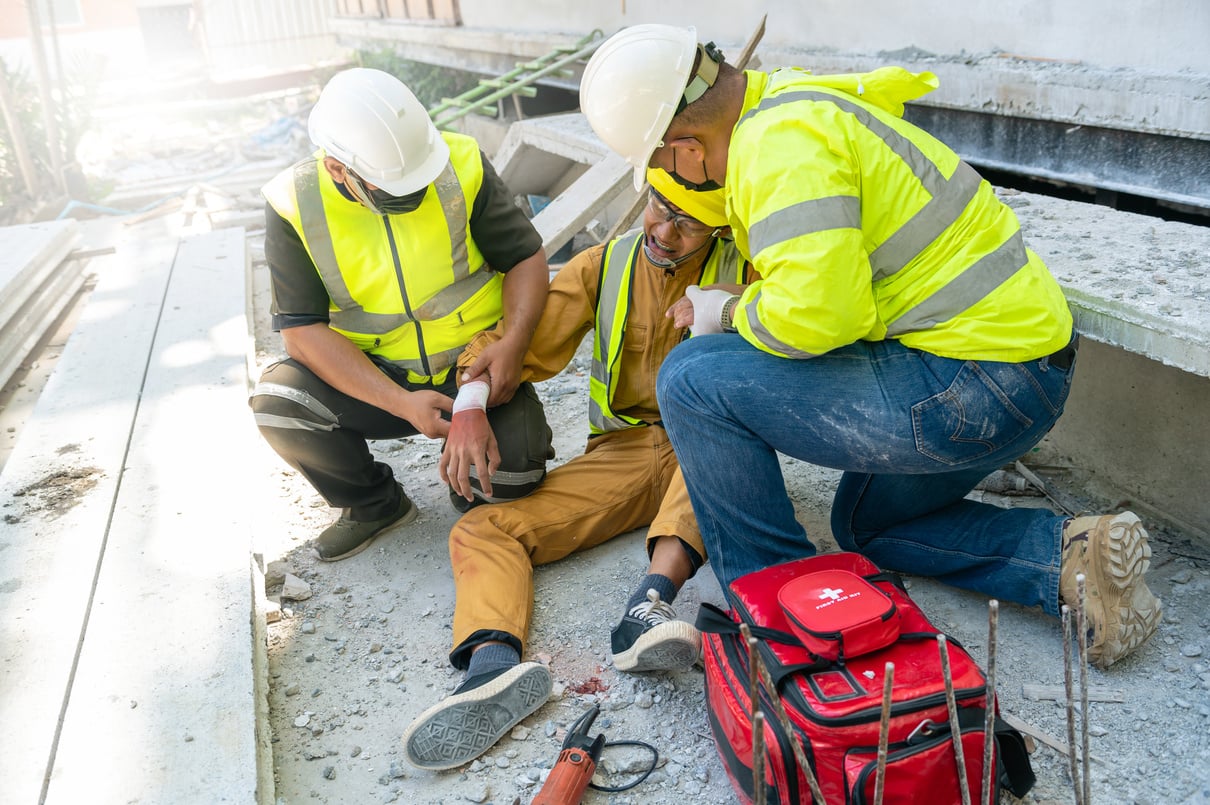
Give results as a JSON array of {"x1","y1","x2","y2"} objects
[
  {"x1": 46, "y1": 228, "x2": 265, "y2": 803},
  {"x1": 1022, "y1": 684, "x2": 1126, "y2": 703},
  {"x1": 0, "y1": 231, "x2": 179, "y2": 805}
]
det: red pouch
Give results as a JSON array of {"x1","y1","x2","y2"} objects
[{"x1": 778, "y1": 569, "x2": 900, "y2": 662}]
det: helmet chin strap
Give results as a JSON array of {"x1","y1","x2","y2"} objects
[{"x1": 643, "y1": 236, "x2": 712, "y2": 268}]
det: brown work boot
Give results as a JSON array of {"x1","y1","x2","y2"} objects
[{"x1": 1059, "y1": 511, "x2": 1161, "y2": 668}]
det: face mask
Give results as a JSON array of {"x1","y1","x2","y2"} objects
[
  {"x1": 344, "y1": 169, "x2": 429, "y2": 215},
  {"x1": 368, "y1": 186, "x2": 429, "y2": 214}
]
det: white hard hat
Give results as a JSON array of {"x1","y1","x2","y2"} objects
[
  {"x1": 581, "y1": 24, "x2": 698, "y2": 191},
  {"x1": 308, "y1": 67, "x2": 450, "y2": 196}
]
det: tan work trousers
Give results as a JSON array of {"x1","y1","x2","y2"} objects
[{"x1": 448, "y1": 425, "x2": 705, "y2": 663}]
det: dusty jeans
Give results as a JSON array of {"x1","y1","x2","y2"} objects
[{"x1": 657, "y1": 333, "x2": 1077, "y2": 615}]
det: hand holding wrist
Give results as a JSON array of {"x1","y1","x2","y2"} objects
[{"x1": 452, "y1": 379, "x2": 490, "y2": 414}]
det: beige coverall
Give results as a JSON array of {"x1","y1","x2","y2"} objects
[{"x1": 448, "y1": 238, "x2": 755, "y2": 662}]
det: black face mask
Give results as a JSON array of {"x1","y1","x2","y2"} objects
[
  {"x1": 669, "y1": 149, "x2": 723, "y2": 192},
  {"x1": 668, "y1": 171, "x2": 723, "y2": 192},
  {"x1": 368, "y1": 185, "x2": 429, "y2": 214}
]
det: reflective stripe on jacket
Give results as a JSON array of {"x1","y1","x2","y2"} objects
[
  {"x1": 589, "y1": 231, "x2": 745, "y2": 433},
  {"x1": 727, "y1": 66, "x2": 1072, "y2": 362},
  {"x1": 262, "y1": 132, "x2": 501, "y2": 383}
]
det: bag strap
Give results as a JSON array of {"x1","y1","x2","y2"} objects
[
  {"x1": 864, "y1": 570, "x2": 908, "y2": 593},
  {"x1": 696, "y1": 602, "x2": 801, "y2": 645},
  {"x1": 951, "y1": 707, "x2": 1037, "y2": 797},
  {"x1": 696, "y1": 603, "x2": 832, "y2": 686}
]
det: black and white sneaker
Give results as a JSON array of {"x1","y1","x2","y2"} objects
[
  {"x1": 402, "y1": 662, "x2": 552, "y2": 770},
  {"x1": 610, "y1": 589, "x2": 700, "y2": 673}
]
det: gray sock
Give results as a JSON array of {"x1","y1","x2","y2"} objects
[
  {"x1": 464, "y1": 642, "x2": 520, "y2": 683},
  {"x1": 627, "y1": 573, "x2": 678, "y2": 611}
]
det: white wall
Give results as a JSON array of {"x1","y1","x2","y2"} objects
[{"x1": 459, "y1": 0, "x2": 1210, "y2": 75}]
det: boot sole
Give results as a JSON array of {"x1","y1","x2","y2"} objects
[
  {"x1": 612, "y1": 620, "x2": 701, "y2": 673},
  {"x1": 402, "y1": 662, "x2": 552, "y2": 770},
  {"x1": 314, "y1": 499, "x2": 418, "y2": 563},
  {"x1": 1086, "y1": 512, "x2": 1162, "y2": 668}
]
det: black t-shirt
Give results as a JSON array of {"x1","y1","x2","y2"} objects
[{"x1": 265, "y1": 151, "x2": 543, "y2": 331}]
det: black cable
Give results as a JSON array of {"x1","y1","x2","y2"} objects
[{"x1": 587, "y1": 739, "x2": 660, "y2": 793}]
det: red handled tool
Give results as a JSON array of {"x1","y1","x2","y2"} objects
[{"x1": 531, "y1": 704, "x2": 606, "y2": 805}]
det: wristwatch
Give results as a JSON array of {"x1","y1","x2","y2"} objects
[{"x1": 720, "y1": 295, "x2": 740, "y2": 332}]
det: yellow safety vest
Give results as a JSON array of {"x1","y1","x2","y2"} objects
[
  {"x1": 262, "y1": 133, "x2": 502, "y2": 384},
  {"x1": 589, "y1": 231, "x2": 745, "y2": 434},
  {"x1": 726, "y1": 67, "x2": 1072, "y2": 362}
]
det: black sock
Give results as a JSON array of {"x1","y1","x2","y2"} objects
[{"x1": 627, "y1": 573, "x2": 678, "y2": 612}]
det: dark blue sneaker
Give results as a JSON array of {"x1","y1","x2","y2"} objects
[{"x1": 610, "y1": 589, "x2": 700, "y2": 673}]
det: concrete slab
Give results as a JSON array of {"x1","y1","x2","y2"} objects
[
  {"x1": 494, "y1": 114, "x2": 642, "y2": 255},
  {"x1": 0, "y1": 230, "x2": 179, "y2": 805},
  {"x1": 43, "y1": 227, "x2": 265, "y2": 804},
  {"x1": 1005, "y1": 190, "x2": 1210, "y2": 379},
  {"x1": 0, "y1": 224, "x2": 267, "y2": 804},
  {"x1": 0, "y1": 221, "x2": 83, "y2": 390}
]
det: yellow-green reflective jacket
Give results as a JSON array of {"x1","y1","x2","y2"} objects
[
  {"x1": 726, "y1": 66, "x2": 1072, "y2": 362},
  {"x1": 589, "y1": 231, "x2": 745, "y2": 434},
  {"x1": 262, "y1": 133, "x2": 501, "y2": 384}
]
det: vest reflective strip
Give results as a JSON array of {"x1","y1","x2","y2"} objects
[
  {"x1": 293, "y1": 161, "x2": 357, "y2": 312},
  {"x1": 293, "y1": 159, "x2": 475, "y2": 334},
  {"x1": 737, "y1": 87, "x2": 1030, "y2": 348},
  {"x1": 250, "y1": 381, "x2": 339, "y2": 431},
  {"x1": 434, "y1": 163, "x2": 470, "y2": 281},
  {"x1": 738, "y1": 90, "x2": 986, "y2": 281},
  {"x1": 739, "y1": 290, "x2": 818, "y2": 359},
  {"x1": 748, "y1": 195, "x2": 860, "y2": 258},
  {"x1": 590, "y1": 231, "x2": 645, "y2": 433},
  {"x1": 886, "y1": 230, "x2": 1028, "y2": 336}
]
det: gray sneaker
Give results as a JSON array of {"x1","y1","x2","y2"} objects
[
  {"x1": 402, "y1": 662, "x2": 552, "y2": 770},
  {"x1": 312, "y1": 485, "x2": 418, "y2": 562}
]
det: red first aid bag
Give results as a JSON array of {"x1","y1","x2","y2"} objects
[{"x1": 696, "y1": 552, "x2": 1035, "y2": 805}]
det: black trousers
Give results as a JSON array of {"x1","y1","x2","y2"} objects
[{"x1": 249, "y1": 357, "x2": 554, "y2": 521}]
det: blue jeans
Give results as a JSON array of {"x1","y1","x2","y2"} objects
[{"x1": 656, "y1": 334, "x2": 1077, "y2": 616}]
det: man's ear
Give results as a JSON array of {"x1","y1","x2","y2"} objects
[
  {"x1": 322, "y1": 157, "x2": 347, "y2": 183},
  {"x1": 667, "y1": 135, "x2": 706, "y2": 162}
]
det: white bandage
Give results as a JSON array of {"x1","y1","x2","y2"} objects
[{"x1": 452, "y1": 379, "x2": 490, "y2": 414}]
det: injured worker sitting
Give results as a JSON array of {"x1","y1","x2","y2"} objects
[{"x1": 401, "y1": 168, "x2": 759, "y2": 770}]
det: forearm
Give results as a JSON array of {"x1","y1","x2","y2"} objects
[
  {"x1": 461, "y1": 265, "x2": 595, "y2": 384},
  {"x1": 281, "y1": 323, "x2": 409, "y2": 413},
  {"x1": 496, "y1": 249, "x2": 549, "y2": 355}
]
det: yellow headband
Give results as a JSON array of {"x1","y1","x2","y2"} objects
[{"x1": 645, "y1": 167, "x2": 727, "y2": 228}]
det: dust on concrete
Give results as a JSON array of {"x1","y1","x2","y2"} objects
[{"x1": 8, "y1": 465, "x2": 103, "y2": 520}]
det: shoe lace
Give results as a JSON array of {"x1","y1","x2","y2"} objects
[{"x1": 627, "y1": 589, "x2": 677, "y2": 626}]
